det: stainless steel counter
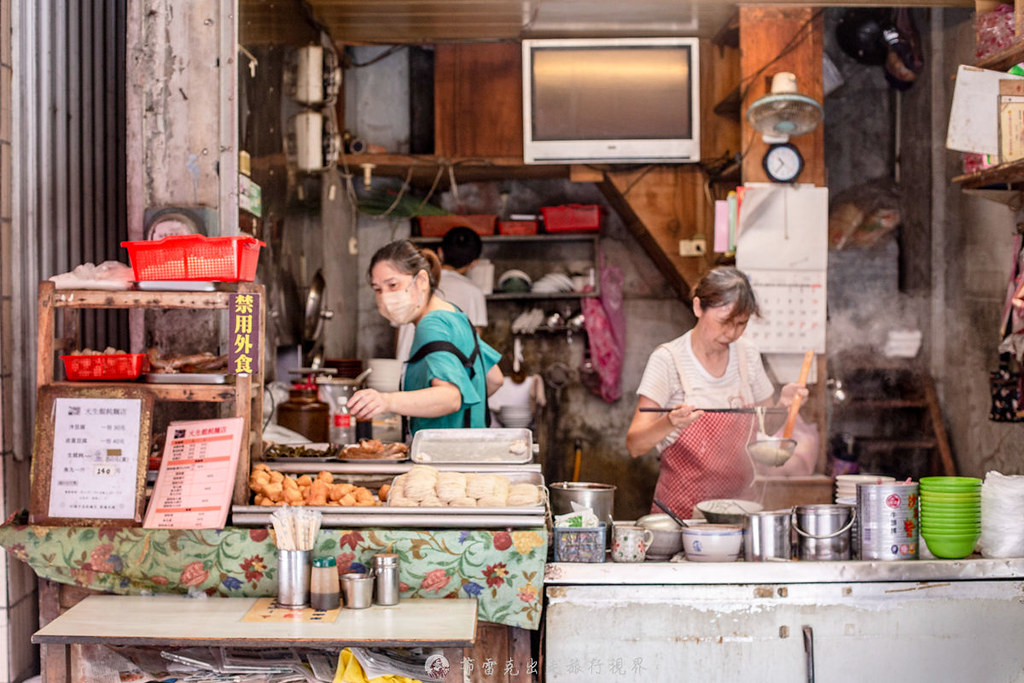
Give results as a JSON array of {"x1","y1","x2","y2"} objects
[{"x1": 544, "y1": 556, "x2": 1024, "y2": 584}]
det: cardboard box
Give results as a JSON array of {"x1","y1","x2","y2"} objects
[{"x1": 999, "y1": 79, "x2": 1024, "y2": 163}]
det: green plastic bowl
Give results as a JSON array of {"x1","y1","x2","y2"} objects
[
  {"x1": 919, "y1": 503, "x2": 980, "y2": 514},
  {"x1": 921, "y1": 521, "x2": 982, "y2": 533},
  {"x1": 920, "y1": 491, "x2": 981, "y2": 504},
  {"x1": 919, "y1": 476, "x2": 982, "y2": 492},
  {"x1": 921, "y1": 532, "x2": 980, "y2": 559}
]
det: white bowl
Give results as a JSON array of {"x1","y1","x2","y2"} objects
[{"x1": 681, "y1": 524, "x2": 744, "y2": 562}]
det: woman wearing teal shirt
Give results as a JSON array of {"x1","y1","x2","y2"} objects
[{"x1": 348, "y1": 240, "x2": 503, "y2": 435}]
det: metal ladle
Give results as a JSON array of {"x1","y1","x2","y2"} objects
[{"x1": 653, "y1": 498, "x2": 689, "y2": 528}]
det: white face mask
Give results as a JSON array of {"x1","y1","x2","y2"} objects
[{"x1": 378, "y1": 272, "x2": 425, "y2": 325}]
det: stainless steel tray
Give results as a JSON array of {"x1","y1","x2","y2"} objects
[
  {"x1": 135, "y1": 280, "x2": 219, "y2": 292},
  {"x1": 231, "y1": 508, "x2": 546, "y2": 529},
  {"x1": 143, "y1": 372, "x2": 229, "y2": 384},
  {"x1": 410, "y1": 427, "x2": 536, "y2": 464}
]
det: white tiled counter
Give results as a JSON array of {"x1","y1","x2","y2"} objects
[{"x1": 543, "y1": 558, "x2": 1024, "y2": 682}]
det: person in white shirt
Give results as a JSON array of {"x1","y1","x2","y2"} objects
[
  {"x1": 625, "y1": 267, "x2": 807, "y2": 519},
  {"x1": 396, "y1": 227, "x2": 488, "y2": 362}
]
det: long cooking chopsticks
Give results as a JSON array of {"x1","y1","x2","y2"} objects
[{"x1": 639, "y1": 406, "x2": 786, "y2": 414}]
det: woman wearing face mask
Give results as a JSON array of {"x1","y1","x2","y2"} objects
[
  {"x1": 625, "y1": 267, "x2": 808, "y2": 519},
  {"x1": 348, "y1": 240, "x2": 504, "y2": 434}
]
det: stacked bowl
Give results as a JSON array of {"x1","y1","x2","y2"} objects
[
  {"x1": 919, "y1": 476, "x2": 982, "y2": 559},
  {"x1": 366, "y1": 358, "x2": 402, "y2": 393},
  {"x1": 834, "y1": 473, "x2": 895, "y2": 505},
  {"x1": 498, "y1": 404, "x2": 533, "y2": 428}
]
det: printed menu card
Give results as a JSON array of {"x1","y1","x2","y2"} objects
[{"x1": 143, "y1": 417, "x2": 244, "y2": 529}]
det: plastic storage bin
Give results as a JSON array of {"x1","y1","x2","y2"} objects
[
  {"x1": 541, "y1": 204, "x2": 600, "y2": 233},
  {"x1": 122, "y1": 235, "x2": 265, "y2": 281},
  {"x1": 553, "y1": 523, "x2": 607, "y2": 562},
  {"x1": 415, "y1": 214, "x2": 497, "y2": 237},
  {"x1": 61, "y1": 353, "x2": 150, "y2": 381},
  {"x1": 498, "y1": 220, "x2": 539, "y2": 235}
]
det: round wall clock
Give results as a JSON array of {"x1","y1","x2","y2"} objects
[{"x1": 762, "y1": 142, "x2": 804, "y2": 183}]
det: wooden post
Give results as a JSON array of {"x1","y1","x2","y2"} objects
[{"x1": 739, "y1": 6, "x2": 825, "y2": 186}]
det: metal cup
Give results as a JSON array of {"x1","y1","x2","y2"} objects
[
  {"x1": 341, "y1": 572, "x2": 375, "y2": 609},
  {"x1": 277, "y1": 549, "x2": 312, "y2": 607}
]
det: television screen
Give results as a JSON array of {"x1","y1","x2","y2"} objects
[{"x1": 523, "y1": 38, "x2": 700, "y2": 164}]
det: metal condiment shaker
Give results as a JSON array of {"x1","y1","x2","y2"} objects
[{"x1": 372, "y1": 553, "x2": 400, "y2": 605}]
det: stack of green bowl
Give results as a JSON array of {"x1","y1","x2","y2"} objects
[{"x1": 919, "y1": 476, "x2": 982, "y2": 559}]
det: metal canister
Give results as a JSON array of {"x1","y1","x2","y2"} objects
[
  {"x1": 373, "y1": 553, "x2": 400, "y2": 605},
  {"x1": 744, "y1": 510, "x2": 793, "y2": 561},
  {"x1": 857, "y1": 482, "x2": 919, "y2": 561}
]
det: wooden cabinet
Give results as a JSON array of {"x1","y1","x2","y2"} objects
[
  {"x1": 434, "y1": 42, "x2": 523, "y2": 159},
  {"x1": 36, "y1": 281, "x2": 265, "y2": 506}
]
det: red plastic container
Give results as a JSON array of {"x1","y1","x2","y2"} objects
[
  {"x1": 121, "y1": 235, "x2": 265, "y2": 281},
  {"x1": 61, "y1": 353, "x2": 151, "y2": 381},
  {"x1": 415, "y1": 214, "x2": 497, "y2": 237},
  {"x1": 498, "y1": 220, "x2": 539, "y2": 235},
  {"x1": 541, "y1": 204, "x2": 601, "y2": 233}
]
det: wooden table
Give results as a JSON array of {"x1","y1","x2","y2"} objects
[{"x1": 33, "y1": 595, "x2": 477, "y2": 682}]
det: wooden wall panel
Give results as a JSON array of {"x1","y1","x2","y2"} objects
[
  {"x1": 739, "y1": 7, "x2": 825, "y2": 185},
  {"x1": 434, "y1": 43, "x2": 523, "y2": 158}
]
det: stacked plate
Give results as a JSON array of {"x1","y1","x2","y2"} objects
[
  {"x1": 834, "y1": 474, "x2": 895, "y2": 504},
  {"x1": 531, "y1": 272, "x2": 574, "y2": 294},
  {"x1": 919, "y1": 476, "x2": 981, "y2": 559},
  {"x1": 366, "y1": 358, "x2": 402, "y2": 392},
  {"x1": 498, "y1": 405, "x2": 533, "y2": 428},
  {"x1": 497, "y1": 269, "x2": 532, "y2": 293},
  {"x1": 980, "y1": 472, "x2": 1024, "y2": 558}
]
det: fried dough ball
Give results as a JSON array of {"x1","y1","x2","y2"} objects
[{"x1": 378, "y1": 484, "x2": 391, "y2": 501}]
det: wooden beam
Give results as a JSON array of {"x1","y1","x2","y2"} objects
[{"x1": 599, "y1": 167, "x2": 715, "y2": 300}]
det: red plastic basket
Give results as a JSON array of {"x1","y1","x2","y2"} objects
[
  {"x1": 61, "y1": 353, "x2": 150, "y2": 381},
  {"x1": 541, "y1": 204, "x2": 601, "y2": 233},
  {"x1": 121, "y1": 235, "x2": 265, "y2": 281}
]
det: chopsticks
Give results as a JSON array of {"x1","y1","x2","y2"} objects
[{"x1": 639, "y1": 406, "x2": 786, "y2": 414}]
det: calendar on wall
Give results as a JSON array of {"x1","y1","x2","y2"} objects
[
  {"x1": 735, "y1": 184, "x2": 829, "y2": 358},
  {"x1": 741, "y1": 269, "x2": 826, "y2": 354}
]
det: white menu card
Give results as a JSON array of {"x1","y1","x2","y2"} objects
[{"x1": 48, "y1": 397, "x2": 143, "y2": 520}]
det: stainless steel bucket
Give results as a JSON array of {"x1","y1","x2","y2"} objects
[
  {"x1": 745, "y1": 510, "x2": 792, "y2": 561},
  {"x1": 857, "y1": 482, "x2": 919, "y2": 561},
  {"x1": 793, "y1": 504, "x2": 856, "y2": 561}
]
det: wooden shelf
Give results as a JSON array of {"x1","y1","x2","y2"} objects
[
  {"x1": 838, "y1": 399, "x2": 929, "y2": 410},
  {"x1": 412, "y1": 234, "x2": 598, "y2": 244},
  {"x1": 43, "y1": 381, "x2": 241, "y2": 402},
  {"x1": 952, "y1": 157, "x2": 1024, "y2": 189},
  {"x1": 975, "y1": 39, "x2": 1024, "y2": 73},
  {"x1": 37, "y1": 281, "x2": 266, "y2": 506},
  {"x1": 342, "y1": 153, "x2": 572, "y2": 184}
]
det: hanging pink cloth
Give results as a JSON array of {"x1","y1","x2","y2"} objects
[{"x1": 582, "y1": 260, "x2": 625, "y2": 402}]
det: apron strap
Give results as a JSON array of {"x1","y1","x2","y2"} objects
[{"x1": 660, "y1": 337, "x2": 756, "y2": 406}]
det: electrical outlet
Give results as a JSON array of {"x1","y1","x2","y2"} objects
[{"x1": 679, "y1": 236, "x2": 707, "y2": 257}]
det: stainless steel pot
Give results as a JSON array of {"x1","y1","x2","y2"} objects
[
  {"x1": 549, "y1": 482, "x2": 615, "y2": 529},
  {"x1": 745, "y1": 510, "x2": 792, "y2": 561}
]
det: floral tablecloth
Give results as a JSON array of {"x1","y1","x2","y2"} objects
[{"x1": 0, "y1": 514, "x2": 547, "y2": 630}]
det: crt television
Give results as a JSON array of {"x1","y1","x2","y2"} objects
[{"x1": 522, "y1": 37, "x2": 700, "y2": 165}]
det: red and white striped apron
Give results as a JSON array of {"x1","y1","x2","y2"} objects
[{"x1": 650, "y1": 342, "x2": 757, "y2": 520}]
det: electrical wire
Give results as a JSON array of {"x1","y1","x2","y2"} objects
[{"x1": 735, "y1": 8, "x2": 825, "y2": 113}]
